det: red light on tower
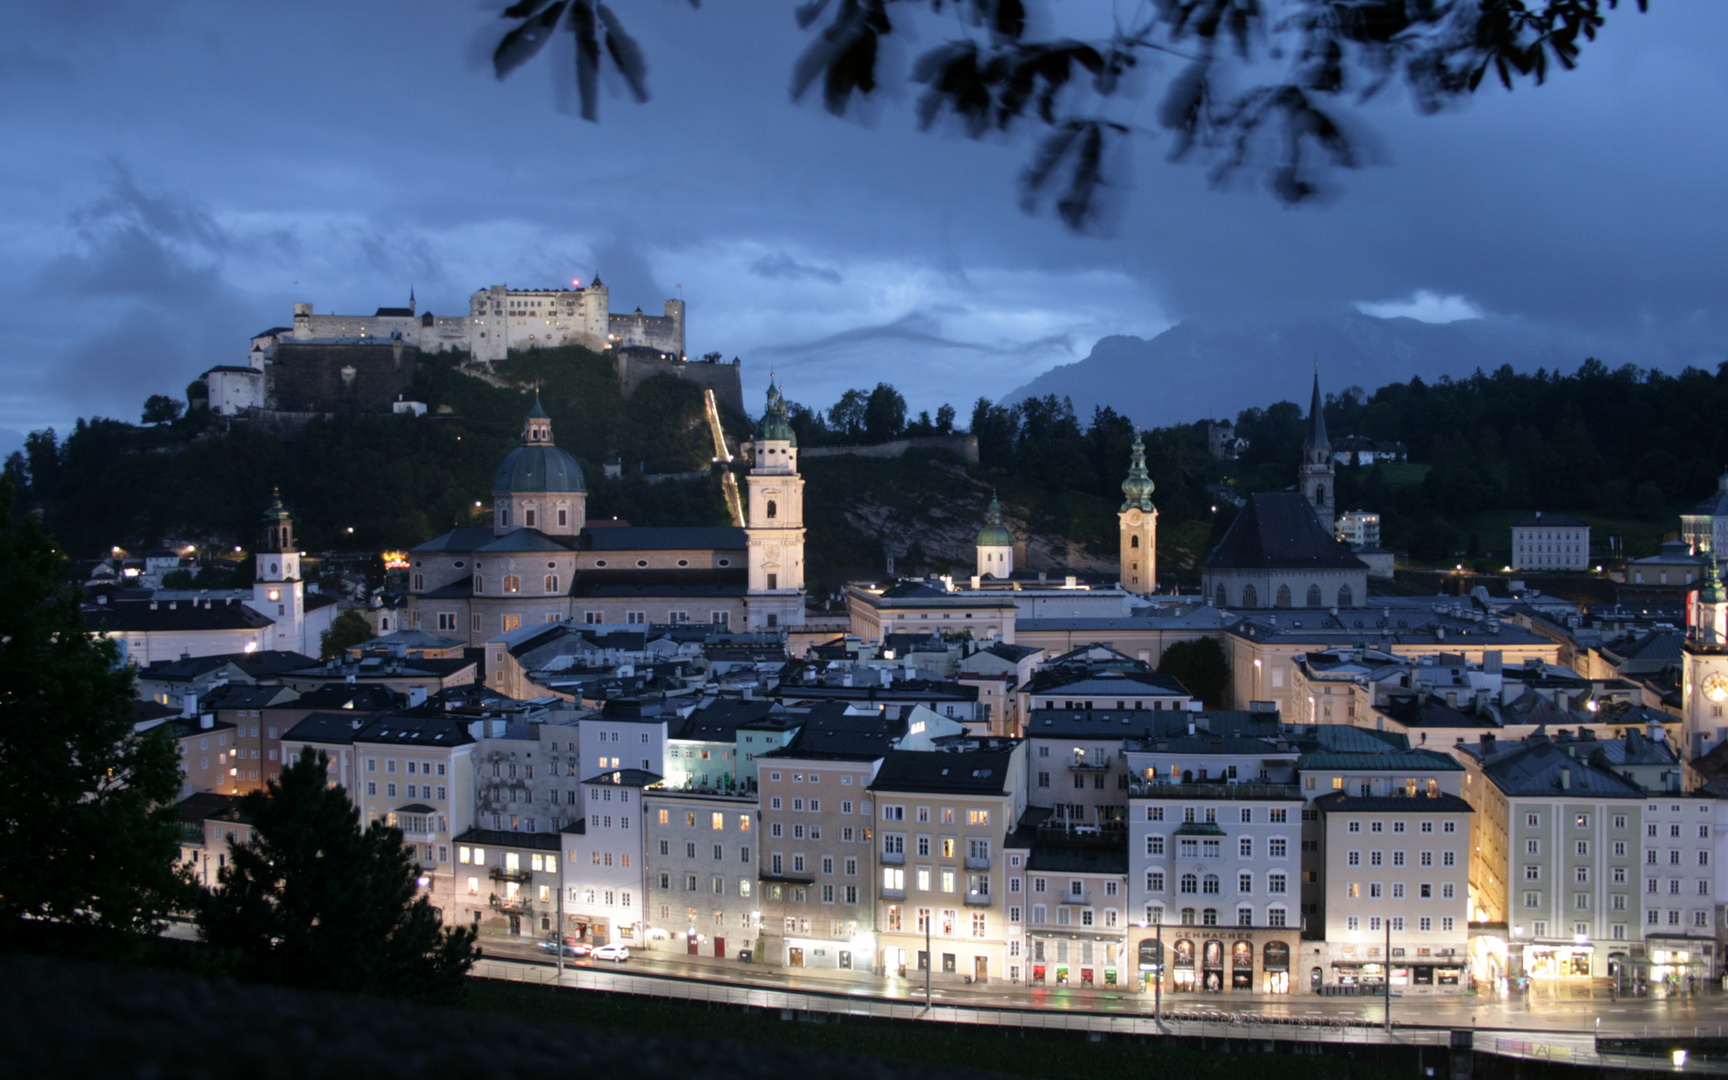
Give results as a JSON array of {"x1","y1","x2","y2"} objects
[{"x1": 572, "y1": 278, "x2": 582, "y2": 288}]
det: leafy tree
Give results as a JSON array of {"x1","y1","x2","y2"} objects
[
  {"x1": 1155, "y1": 636, "x2": 1231, "y2": 710},
  {"x1": 863, "y1": 383, "x2": 908, "y2": 442},
  {"x1": 320, "y1": 609, "x2": 375, "y2": 658},
  {"x1": 485, "y1": 0, "x2": 1645, "y2": 229},
  {"x1": 142, "y1": 395, "x2": 185, "y2": 425},
  {"x1": 0, "y1": 479, "x2": 186, "y2": 941},
  {"x1": 197, "y1": 747, "x2": 480, "y2": 1003},
  {"x1": 828, "y1": 389, "x2": 868, "y2": 439},
  {"x1": 161, "y1": 568, "x2": 195, "y2": 589},
  {"x1": 935, "y1": 403, "x2": 956, "y2": 434}
]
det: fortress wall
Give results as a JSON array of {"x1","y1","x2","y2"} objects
[
  {"x1": 267, "y1": 342, "x2": 418, "y2": 413},
  {"x1": 615, "y1": 352, "x2": 744, "y2": 417},
  {"x1": 799, "y1": 433, "x2": 980, "y2": 463}
]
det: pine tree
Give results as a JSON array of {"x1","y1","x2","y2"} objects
[
  {"x1": 0, "y1": 479, "x2": 186, "y2": 942},
  {"x1": 197, "y1": 748, "x2": 480, "y2": 1003}
]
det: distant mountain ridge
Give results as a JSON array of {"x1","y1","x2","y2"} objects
[{"x1": 1002, "y1": 309, "x2": 1597, "y2": 427}]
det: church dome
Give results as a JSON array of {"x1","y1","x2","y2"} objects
[
  {"x1": 759, "y1": 379, "x2": 797, "y2": 445},
  {"x1": 492, "y1": 443, "x2": 586, "y2": 496},
  {"x1": 492, "y1": 395, "x2": 586, "y2": 495},
  {"x1": 977, "y1": 494, "x2": 1014, "y2": 548}
]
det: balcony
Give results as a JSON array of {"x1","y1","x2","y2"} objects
[
  {"x1": 1058, "y1": 890, "x2": 1092, "y2": 906},
  {"x1": 964, "y1": 890, "x2": 992, "y2": 907},
  {"x1": 881, "y1": 886, "x2": 907, "y2": 901},
  {"x1": 1034, "y1": 819, "x2": 1127, "y2": 844},
  {"x1": 880, "y1": 849, "x2": 906, "y2": 866},
  {"x1": 487, "y1": 893, "x2": 533, "y2": 915},
  {"x1": 1066, "y1": 758, "x2": 1112, "y2": 772},
  {"x1": 489, "y1": 866, "x2": 532, "y2": 884},
  {"x1": 964, "y1": 854, "x2": 992, "y2": 871}
]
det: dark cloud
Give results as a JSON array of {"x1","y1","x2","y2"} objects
[{"x1": 749, "y1": 252, "x2": 842, "y2": 284}]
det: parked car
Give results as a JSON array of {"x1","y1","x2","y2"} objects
[
  {"x1": 537, "y1": 940, "x2": 590, "y2": 958},
  {"x1": 591, "y1": 943, "x2": 630, "y2": 962}
]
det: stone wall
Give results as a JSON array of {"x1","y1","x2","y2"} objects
[
  {"x1": 615, "y1": 350, "x2": 744, "y2": 416},
  {"x1": 268, "y1": 341, "x2": 418, "y2": 413}
]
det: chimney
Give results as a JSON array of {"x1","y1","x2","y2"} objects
[
  {"x1": 407, "y1": 685, "x2": 427, "y2": 708},
  {"x1": 1480, "y1": 732, "x2": 1496, "y2": 755},
  {"x1": 199, "y1": 713, "x2": 214, "y2": 730},
  {"x1": 1187, "y1": 720, "x2": 1196, "y2": 736},
  {"x1": 181, "y1": 692, "x2": 198, "y2": 720},
  {"x1": 1559, "y1": 765, "x2": 1571, "y2": 791}
]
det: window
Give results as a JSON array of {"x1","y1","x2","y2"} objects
[{"x1": 1239, "y1": 837, "x2": 1253, "y2": 858}]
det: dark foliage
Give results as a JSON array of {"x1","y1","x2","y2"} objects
[
  {"x1": 0, "y1": 479, "x2": 187, "y2": 941},
  {"x1": 320, "y1": 609, "x2": 375, "y2": 658},
  {"x1": 1155, "y1": 636, "x2": 1230, "y2": 709},
  {"x1": 197, "y1": 748, "x2": 480, "y2": 1004},
  {"x1": 487, "y1": 1, "x2": 1645, "y2": 229}
]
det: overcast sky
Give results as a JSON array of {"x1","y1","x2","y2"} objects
[{"x1": 3, "y1": 1, "x2": 1726, "y2": 450}]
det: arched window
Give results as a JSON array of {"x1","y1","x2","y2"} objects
[
  {"x1": 1179, "y1": 873, "x2": 1198, "y2": 894},
  {"x1": 503, "y1": 575, "x2": 521, "y2": 594},
  {"x1": 1275, "y1": 584, "x2": 1292, "y2": 608},
  {"x1": 1131, "y1": 535, "x2": 1140, "y2": 548},
  {"x1": 1338, "y1": 583, "x2": 1353, "y2": 607},
  {"x1": 1215, "y1": 584, "x2": 1227, "y2": 607},
  {"x1": 1242, "y1": 584, "x2": 1258, "y2": 607},
  {"x1": 1306, "y1": 584, "x2": 1323, "y2": 607},
  {"x1": 545, "y1": 574, "x2": 559, "y2": 593},
  {"x1": 1202, "y1": 874, "x2": 1220, "y2": 894},
  {"x1": 413, "y1": 574, "x2": 424, "y2": 592},
  {"x1": 767, "y1": 500, "x2": 778, "y2": 519},
  {"x1": 1315, "y1": 484, "x2": 1327, "y2": 506}
]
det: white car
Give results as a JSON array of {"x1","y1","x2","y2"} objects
[{"x1": 591, "y1": 943, "x2": 630, "y2": 962}]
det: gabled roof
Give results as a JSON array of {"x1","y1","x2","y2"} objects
[
  {"x1": 767, "y1": 705, "x2": 900, "y2": 760},
  {"x1": 1469, "y1": 737, "x2": 1647, "y2": 798},
  {"x1": 86, "y1": 598, "x2": 275, "y2": 633},
  {"x1": 870, "y1": 744, "x2": 1019, "y2": 795},
  {"x1": 283, "y1": 711, "x2": 376, "y2": 745},
  {"x1": 354, "y1": 713, "x2": 475, "y2": 748},
  {"x1": 292, "y1": 684, "x2": 399, "y2": 712},
  {"x1": 1203, "y1": 492, "x2": 1368, "y2": 570},
  {"x1": 672, "y1": 700, "x2": 779, "y2": 741}
]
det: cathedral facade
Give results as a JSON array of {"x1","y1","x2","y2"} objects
[{"x1": 405, "y1": 384, "x2": 805, "y2": 643}]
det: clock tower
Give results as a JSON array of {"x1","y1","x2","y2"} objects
[
  {"x1": 1118, "y1": 431, "x2": 1158, "y2": 595},
  {"x1": 745, "y1": 379, "x2": 806, "y2": 629},
  {"x1": 1683, "y1": 556, "x2": 1728, "y2": 760},
  {"x1": 247, "y1": 489, "x2": 308, "y2": 654}
]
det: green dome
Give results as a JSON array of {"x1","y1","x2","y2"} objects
[
  {"x1": 977, "y1": 494, "x2": 1014, "y2": 547},
  {"x1": 1120, "y1": 432, "x2": 1156, "y2": 511},
  {"x1": 492, "y1": 444, "x2": 586, "y2": 496},
  {"x1": 758, "y1": 379, "x2": 797, "y2": 445},
  {"x1": 1702, "y1": 559, "x2": 1727, "y2": 606}
]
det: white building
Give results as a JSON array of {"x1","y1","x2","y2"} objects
[
  {"x1": 562, "y1": 767, "x2": 656, "y2": 947},
  {"x1": 1336, "y1": 510, "x2": 1381, "y2": 548},
  {"x1": 1511, "y1": 512, "x2": 1591, "y2": 571}
]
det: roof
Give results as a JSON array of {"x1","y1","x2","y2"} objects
[
  {"x1": 1296, "y1": 749, "x2": 1464, "y2": 772},
  {"x1": 476, "y1": 529, "x2": 573, "y2": 554},
  {"x1": 580, "y1": 526, "x2": 747, "y2": 552},
  {"x1": 672, "y1": 700, "x2": 779, "y2": 741},
  {"x1": 173, "y1": 791, "x2": 247, "y2": 825},
  {"x1": 977, "y1": 494, "x2": 1014, "y2": 547},
  {"x1": 1312, "y1": 792, "x2": 1475, "y2": 814},
  {"x1": 353, "y1": 714, "x2": 476, "y2": 748},
  {"x1": 200, "y1": 683, "x2": 300, "y2": 711},
  {"x1": 86, "y1": 598, "x2": 275, "y2": 633},
  {"x1": 1024, "y1": 667, "x2": 1189, "y2": 698},
  {"x1": 870, "y1": 744, "x2": 1019, "y2": 796},
  {"x1": 282, "y1": 711, "x2": 375, "y2": 745},
  {"x1": 493, "y1": 442, "x2": 586, "y2": 496},
  {"x1": 982, "y1": 642, "x2": 1041, "y2": 662},
  {"x1": 1304, "y1": 369, "x2": 1330, "y2": 450},
  {"x1": 451, "y1": 827, "x2": 561, "y2": 851},
  {"x1": 1512, "y1": 513, "x2": 1590, "y2": 528},
  {"x1": 1026, "y1": 841, "x2": 1128, "y2": 875},
  {"x1": 292, "y1": 684, "x2": 399, "y2": 712},
  {"x1": 582, "y1": 768, "x2": 663, "y2": 787},
  {"x1": 413, "y1": 527, "x2": 498, "y2": 553},
  {"x1": 767, "y1": 706, "x2": 901, "y2": 760},
  {"x1": 1203, "y1": 492, "x2": 1368, "y2": 570},
  {"x1": 1468, "y1": 737, "x2": 1647, "y2": 798}
]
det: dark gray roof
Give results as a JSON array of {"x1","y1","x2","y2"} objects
[
  {"x1": 86, "y1": 598, "x2": 275, "y2": 633},
  {"x1": 451, "y1": 827, "x2": 560, "y2": 851},
  {"x1": 981, "y1": 642, "x2": 1041, "y2": 662},
  {"x1": 173, "y1": 791, "x2": 247, "y2": 825},
  {"x1": 292, "y1": 684, "x2": 399, "y2": 712},
  {"x1": 870, "y1": 744, "x2": 1019, "y2": 795},
  {"x1": 354, "y1": 714, "x2": 475, "y2": 747},
  {"x1": 1468, "y1": 737, "x2": 1647, "y2": 798},
  {"x1": 492, "y1": 442, "x2": 586, "y2": 496},
  {"x1": 672, "y1": 700, "x2": 779, "y2": 741},
  {"x1": 1313, "y1": 792, "x2": 1474, "y2": 814},
  {"x1": 1203, "y1": 492, "x2": 1368, "y2": 570},
  {"x1": 1296, "y1": 749, "x2": 1463, "y2": 772},
  {"x1": 583, "y1": 767, "x2": 663, "y2": 787},
  {"x1": 1026, "y1": 841, "x2": 1128, "y2": 875},
  {"x1": 283, "y1": 711, "x2": 373, "y2": 745},
  {"x1": 413, "y1": 527, "x2": 498, "y2": 553},
  {"x1": 581, "y1": 526, "x2": 747, "y2": 552},
  {"x1": 201, "y1": 683, "x2": 300, "y2": 710},
  {"x1": 1024, "y1": 668, "x2": 1189, "y2": 698},
  {"x1": 1027, "y1": 709, "x2": 1277, "y2": 740},
  {"x1": 767, "y1": 706, "x2": 900, "y2": 760},
  {"x1": 1511, "y1": 513, "x2": 1589, "y2": 528},
  {"x1": 475, "y1": 529, "x2": 573, "y2": 554}
]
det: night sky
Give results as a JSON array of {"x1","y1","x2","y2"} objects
[{"x1": 3, "y1": 1, "x2": 1725, "y2": 449}]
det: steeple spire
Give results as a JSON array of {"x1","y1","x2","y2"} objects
[
  {"x1": 1120, "y1": 431, "x2": 1156, "y2": 512},
  {"x1": 1303, "y1": 364, "x2": 1330, "y2": 450},
  {"x1": 409, "y1": 285, "x2": 416, "y2": 316}
]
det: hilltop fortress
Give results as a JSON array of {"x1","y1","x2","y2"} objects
[{"x1": 198, "y1": 280, "x2": 745, "y2": 418}]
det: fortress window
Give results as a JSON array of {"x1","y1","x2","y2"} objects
[
  {"x1": 767, "y1": 500, "x2": 778, "y2": 519},
  {"x1": 1131, "y1": 535, "x2": 1140, "y2": 548},
  {"x1": 503, "y1": 575, "x2": 521, "y2": 594}
]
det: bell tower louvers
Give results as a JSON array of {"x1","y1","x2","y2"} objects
[{"x1": 745, "y1": 379, "x2": 806, "y2": 629}]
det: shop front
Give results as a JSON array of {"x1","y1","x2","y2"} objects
[
  {"x1": 785, "y1": 936, "x2": 855, "y2": 970},
  {"x1": 1136, "y1": 931, "x2": 1297, "y2": 994},
  {"x1": 1262, "y1": 941, "x2": 1291, "y2": 993},
  {"x1": 1522, "y1": 943, "x2": 1593, "y2": 979},
  {"x1": 1172, "y1": 939, "x2": 1197, "y2": 991},
  {"x1": 1027, "y1": 933, "x2": 1124, "y2": 987}
]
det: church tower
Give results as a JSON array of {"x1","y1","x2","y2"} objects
[
  {"x1": 1118, "y1": 431, "x2": 1158, "y2": 595},
  {"x1": 745, "y1": 380, "x2": 806, "y2": 629},
  {"x1": 1683, "y1": 554, "x2": 1728, "y2": 760},
  {"x1": 248, "y1": 489, "x2": 307, "y2": 654},
  {"x1": 1300, "y1": 367, "x2": 1336, "y2": 536},
  {"x1": 491, "y1": 396, "x2": 586, "y2": 537},
  {"x1": 976, "y1": 492, "x2": 1015, "y2": 579}
]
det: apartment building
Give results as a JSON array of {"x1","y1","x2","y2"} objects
[
  {"x1": 1314, "y1": 791, "x2": 1473, "y2": 994},
  {"x1": 645, "y1": 788, "x2": 760, "y2": 959},
  {"x1": 871, "y1": 738, "x2": 1029, "y2": 985},
  {"x1": 561, "y1": 767, "x2": 655, "y2": 946},
  {"x1": 350, "y1": 712, "x2": 479, "y2": 922}
]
